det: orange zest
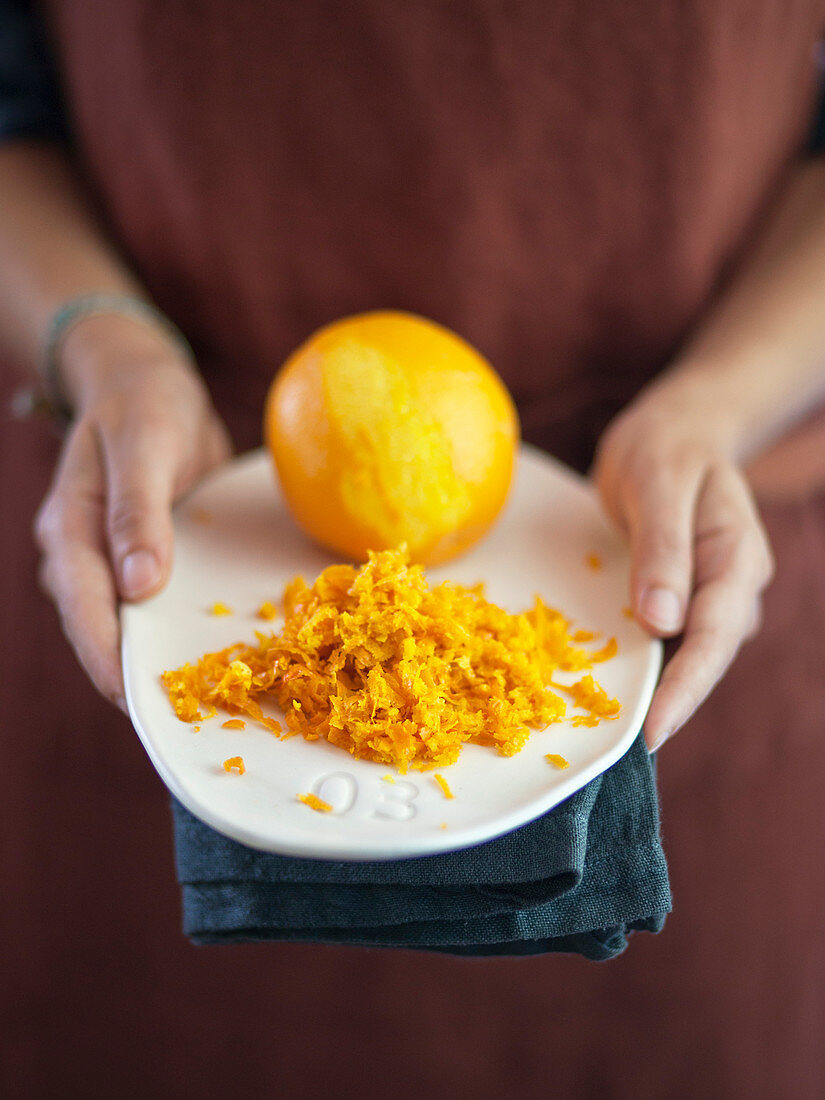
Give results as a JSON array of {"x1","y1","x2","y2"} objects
[
  {"x1": 557, "y1": 674, "x2": 622, "y2": 726},
  {"x1": 545, "y1": 753, "x2": 570, "y2": 769},
  {"x1": 162, "y1": 547, "x2": 620, "y2": 773},
  {"x1": 223, "y1": 756, "x2": 246, "y2": 774},
  {"x1": 434, "y1": 774, "x2": 455, "y2": 799},
  {"x1": 163, "y1": 656, "x2": 282, "y2": 731},
  {"x1": 297, "y1": 792, "x2": 333, "y2": 813},
  {"x1": 589, "y1": 637, "x2": 618, "y2": 663}
]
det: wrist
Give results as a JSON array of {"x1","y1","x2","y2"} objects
[
  {"x1": 618, "y1": 360, "x2": 751, "y2": 463},
  {"x1": 647, "y1": 337, "x2": 825, "y2": 464},
  {"x1": 58, "y1": 309, "x2": 198, "y2": 414},
  {"x1": 603, "y1": 375, "x2": 739, "y2": 465}
]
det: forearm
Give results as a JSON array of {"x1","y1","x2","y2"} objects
[
  {"x1": 630, "y1": 158, "x2": 825, "y2": 462},
  {"x1": 0, "y1": 140, "x2": 160, "y2": 401},
  {"x1": 2, "y1": 151, "x2": 231, "y2": 707}
]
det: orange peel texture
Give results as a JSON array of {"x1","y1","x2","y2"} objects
[{"x1": 264, "y1": 311, "x2": 519, "y2": 565}]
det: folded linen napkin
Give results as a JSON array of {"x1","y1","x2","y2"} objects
[{"x1": 172, "y1": 734, "x2": 670, "y2": 960}]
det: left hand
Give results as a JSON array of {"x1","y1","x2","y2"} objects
[{"x1": 592, "y1": 398, "x2": 775, "y2": 751}]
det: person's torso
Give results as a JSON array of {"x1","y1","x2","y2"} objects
[{"x1": 44, "y1": 0, "x2": 825, "y2": 463}]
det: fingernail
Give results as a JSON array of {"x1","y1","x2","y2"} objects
[
  {"x1": 647, "y1": 729, "x2": 671, "y2": 753},
  {"x1": 640, "y1": 586, "x2": 682, "y2": 633},
  {"x1": 121, "y1": 550, "x2": 160, "y2": 599}
]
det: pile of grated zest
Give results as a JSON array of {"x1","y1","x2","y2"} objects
[{"x1": 162, "y1": 547, "x2": 620, "y2": 773}]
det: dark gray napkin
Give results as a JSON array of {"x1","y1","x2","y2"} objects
[{"x1": 172, "y1": 734, "x2": 670, "y2": 960}]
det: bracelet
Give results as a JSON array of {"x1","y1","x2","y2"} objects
[{"x1": 39, "y1": 293, "x2": 195, "y2": 423}]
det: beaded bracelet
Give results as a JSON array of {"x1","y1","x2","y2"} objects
[{"x1": 38, "y1": 293, "x2": 195, "y2": 423}]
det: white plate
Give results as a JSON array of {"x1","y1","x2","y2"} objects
[{"x1": 122, "y1": 444, "x2": 661, "y2": 861}]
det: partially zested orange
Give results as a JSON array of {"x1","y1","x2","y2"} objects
[{"x1": 264, "y1": 311, "x2": 519, "y2": 564}]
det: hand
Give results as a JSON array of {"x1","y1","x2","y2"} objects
[
  {"x1": 34, "y1": 314, "x2": 232, "y2": 710},
  {"x1": 593, "y1": 395, "x2": 774, "y2": 751}
]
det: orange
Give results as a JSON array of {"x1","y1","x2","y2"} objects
[{"x1": 264, "y1": 311, "x2": 519, "y2": 565}]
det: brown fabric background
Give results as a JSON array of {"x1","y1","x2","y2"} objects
[{"x1": 4, "y1": 1, "x2": 825, "y2": 1095}]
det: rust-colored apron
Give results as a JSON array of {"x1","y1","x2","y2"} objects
[
  {"x1": 43, "y1": 0, "x2": 825, "y2": 464},
  {"x1": 3, "y1": 1, "x2": 824, "y2": 1094}
]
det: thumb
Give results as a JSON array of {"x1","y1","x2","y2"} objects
[
  {"x1": 101, "y1": 423, "x2": 178, "y2": 602},
  {"x1": 625, "y1": 466, "x2": 698, "y2": 637}
]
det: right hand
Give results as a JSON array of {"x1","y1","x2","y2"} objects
[{"x1": 34, "y1": 313, "x2": 233, "y2": 710}]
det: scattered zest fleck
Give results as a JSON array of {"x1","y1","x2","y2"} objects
[
  {"x1": 297, "y1": 792, "x2": 332, "y2": 813},
  {"x1": 586, "y1": 553, "x2": 602, "y2": 571},
  {"x1": 381, "y1": 774, "x2": 396, "y2": 784},
  {"x1": 193, "y1": 725, "x2": 200, "y2": 733},
  {"x1": 210, "y1": 602, "x2": 233, "y2": 616},
  {"x1": 257, "y1": 601, "x2": 278, "y2": 621},
  {"x1": 223, "y1": 756, "x2": 245, "y2": 774},
  {"x1": 571, "y1": 628, "x2": 597, "y2": 643},
  {"x1": 545, "y1": 753, "x2": 570, "y2": 769},
  {"x1": 622, "y1": 606, "x2": 635, "y2": 620},
  {"x1": 566, "y1": 674, "x2": 621, "y2": 723},
  {"x1": 440, "y1": 823, "x2": 448, "y2": 830},
  {"x1": 589, "y1": 637, "x2": 618, "y2": 663},
  {"x1": 434, "y1": 773, "x2": 454, "y2": 799},
  {"x1": 221, "y1": 718, "x2": 246, "y2": 729}
]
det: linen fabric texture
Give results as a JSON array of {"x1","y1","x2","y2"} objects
[{"x1": 172, "y1": 734, "x2": 670, "y2": 959}]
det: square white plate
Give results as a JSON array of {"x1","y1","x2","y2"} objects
[{"x1": 122, "y1": 444, "x2": 661, "y2": 860}]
